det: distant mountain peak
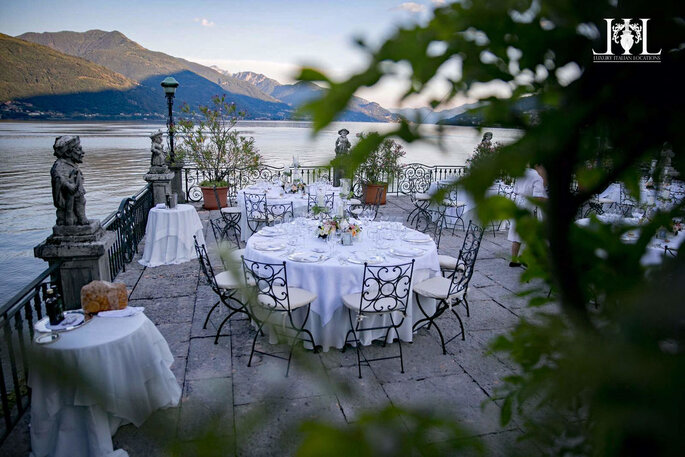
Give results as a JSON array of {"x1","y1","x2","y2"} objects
[{"x1": 232, "y1": 71, "x2": 282, "y2": 96}]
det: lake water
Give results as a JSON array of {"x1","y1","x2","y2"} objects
[{"x1": 0, "y1": 121, "x2": 520, "y2": 302}]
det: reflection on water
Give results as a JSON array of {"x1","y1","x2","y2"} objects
[{"x1": 0, "y1": 120, "x2": 521, "y2": 301}]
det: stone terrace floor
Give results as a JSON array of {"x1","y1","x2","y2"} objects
[{"x1": 2, "y1": 195, "x2": 554, "y2": 457}]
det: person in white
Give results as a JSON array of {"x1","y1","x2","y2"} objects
[{"x1": 508, "y1": 164, "x2": 548, "y2": 267}]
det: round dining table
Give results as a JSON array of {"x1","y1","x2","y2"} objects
[
  {"x1": 243, "y1": 219, "x2": 441, "y2": 351},
  {"x1": 237, "y1": 182, "x2": 344, "y2": 241},
  {"x1": 139, "y1": 203, "x2": 205, "y2": 267},
  {"x1": 29, "y1": 312, "x2": 181, "y2": 457}
]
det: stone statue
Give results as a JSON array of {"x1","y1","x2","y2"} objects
[
  {"x1": 51, "y1": 135, "x2": 88, "y2": 226},
  {"x1": 334, "y1": 128, "x2": 351, "y2": 186},
  {"x1": 150, "y1": 130, "x2": 167, "y2": 169}
]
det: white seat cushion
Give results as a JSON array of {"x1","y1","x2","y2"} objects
[
  {"x1": 215, "y1": 270, "x2": 243, "y2": 289},
  {"x1": 221, "y1": 206, "x2": 241, "y2": 214},
  {"x1": 341, "y1": 293, "x2": 404, "y2": 313},
  {"x1": 348, "y1": 198, "x2": 362, "y2": 205},
  {"x1": 442, "y1": 200, "x2": 466, "y2": 207},
  {"x1": 414, "y1": 192, "x2": 431, "y2": 201},
  {"x1": 413, "y1": 276, "x2": 466, "y2": 301},
  {"x1": 258, "y1": 286, "x2": 316, "y2": 310},
  {"x1": 438, "y1": 254, "x2": 458, "y2": 270}
]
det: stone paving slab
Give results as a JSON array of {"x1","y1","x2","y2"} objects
[{"x1": 2, "y1": 196, "x2": 558, "y2": 457}]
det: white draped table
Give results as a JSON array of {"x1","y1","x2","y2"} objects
[
  {"x1": 29, "y1": 313, "x2": 181, "y2": 457},
  {"x1": 243, "y1": 220, "x2": 441, "y2": 351},
  {"x1": 237, "y1": 183, "x2": 343, "y2": 241},
  {"x1": 139, "y1": 204, "x2": 204, "y2": 267}
]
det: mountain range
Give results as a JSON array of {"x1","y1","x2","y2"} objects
[{"x1": 0, "y1": 30, "x2": 398, "y2": 122}]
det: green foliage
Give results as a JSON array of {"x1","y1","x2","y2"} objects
[
  {"x1": 297, "y1": 0, "x2": 685, "y2": 455},
  {"x1": 466, "y1": 138, "x2": 513, "y2": 184},
  {"x1": 353, "y1": 132, "x2": 406, "y2": 184},
  {"x1": 176, "y1": 94, "x2": 263, "y2": 185}
]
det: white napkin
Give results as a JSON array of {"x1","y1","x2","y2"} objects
[
  {"x1": 155, "y1": 203, "x2": 166, "y2": 209},
  {"x1": 98, "y1": 306, "x2": 145, "y2": 318}
]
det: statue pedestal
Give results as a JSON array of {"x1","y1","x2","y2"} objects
[
  {"x1": 34, "y1": 220, "x2": 115, "y2": 310},
  {"x1": 169, "y1": 162, "x2": 185, "y2": 204},
  {"x1": 144, "y1": 170, "x2": 175, "y2": 206}
]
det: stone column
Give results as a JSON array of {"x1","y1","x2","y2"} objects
[
  {"x1": 144, "y1": 170, "x2": 175, "y2": 206},
  {"x1": 169, "y1": 162, "x2": 186, "y2": 203},
  {"x1": 35, "y1": 221, "x2": 115, "y2": 310}
]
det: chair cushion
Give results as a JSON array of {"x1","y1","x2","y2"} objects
[
  {"x1": 348, "y1": 198, "x2": 362, "y2": 205},
  {"x1": 438, "y1": 254, "x2": 458, "y2": 270},
  {"x1": 413, "y1": 276, "x2": 466, "y2": 301},
  {"x1": 442, "y1": 200, "x2": 466, "y2": 207},
  {"x1": 414, "y1": 192, "x2": 431, "y2": 201},
  {"x1": 221, "y1": 206, "x2": 241, "y2": 214},
  {"x1": 341, "y1": 293, "x2": 404, "y2": 313},
  {"x1": 215, "y1": 270, "x2": 243, "y2": 289},
  {"x1": 258, "y1": 286, "x2": 317, "y2": 310}
]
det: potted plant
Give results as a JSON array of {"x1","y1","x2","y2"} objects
[
  {"x1": 176, "y1": 94, "x2": 262, "y2": 210},
  {"x1": 356, "y1": 133, "x2": 406, "y2": 205}
]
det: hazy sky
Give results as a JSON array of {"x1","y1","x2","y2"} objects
[{"x1": 0, "y1": 0, "x2": 467, "y2": 109}]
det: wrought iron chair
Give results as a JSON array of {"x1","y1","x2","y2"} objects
[
  {"x1": 350, "y1": 185, "x2": 385, "y2": 220},
  {"x1": 437, "y1": 220, "x2": 484, "y2": 279},
  {"x1": 213, "y1": 186, "x2": 242, "y2": 247},
  {"x1": 342, "y1": 260, "x2": 415, "y2": 378},
  {"x1": 412, "y1": 221, "x2": 485, "y2": 354},
  {"x1": 618, "y1": 185, "x2": 638, "y2": 217},
  {"x1": 266, "y1": 202, "x2": 295, "y2": 226},
  {"x1": 241, "y1": 258, "x2": 318, "y2": 377},
  {"x1": 307, "y1": 192, "x2": 335, "y2": 214},
  {"x1": 490, "y1": 182, "x2": 516, "y2": 236},
  {"x1": 406, "y1": 180, "x2": 432, "y2": 228},
  {"x1": 243, "y1": 192, "x2": 269, "y2": 235},
  {"x1": 437, "y1": 182, "x2": 466, "y2": 233},
  {"x1": 414, "y1": 204, "x2": 445, "y2": 250},
  {"x1": 194, "y1": 236, "x2": 248, "y2": 344}
]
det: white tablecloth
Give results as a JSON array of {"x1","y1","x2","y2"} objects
[
  {"x1": 243, "y1": 220, "x2": 441, "y2": 351},
  {"x1": 237, "y1": 184, "x2": 343, "y2": 241},
  {"x1": 139, "y1": 204, "x2": 204, "y2": 267},
  {"x1": 29, "y1": 313, "x2": 181, "y2": 457},
  {"x1": 576, "y1": 217, "x2": 683, "y2": 265}
]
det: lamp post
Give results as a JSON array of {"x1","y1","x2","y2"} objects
[
  {"x1": 160, "y1": 76, "x2": 179, "y2": 162},
  {"x1": 160, "y1": 76, "x2": 184, "y2": 202}
]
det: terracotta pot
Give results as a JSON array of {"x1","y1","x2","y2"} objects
[
  {"x1": 201, "y1": 186, "x2": 229, "y2": 210},
  {"x1": 364, "y1": 183, "x2": 388, "y2": 205}
]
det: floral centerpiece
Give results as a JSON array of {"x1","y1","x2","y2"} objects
[
  {"x1": 285, "y1": 179, "x2": 306, "y2": 194},
  {"x1": 316, "y1": 217, "x2": 362, "y2": 240}
]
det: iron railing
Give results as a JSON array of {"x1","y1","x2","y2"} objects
[
  {"x1": 183, "y1": 163, "x2": 467, "y2": 202},
  {"x1": 0, "y1": 262, "x2": 61, "y2": 444},
  {"x1": 102, "y1": 185, "x2": 154, "y2": 281}
]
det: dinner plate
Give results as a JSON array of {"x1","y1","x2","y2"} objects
[
  {"x1": 254, "y1": 242, "x2": 287, "y2": 251},
  {"x1": 35, "y1": 310, "x2": 89, "y2": 333},
  {"x1": 402, "y1": 234, "x2": 432, "y2": 243},
  {"x1": 347, "y1": 253, "x2": 386, "y2": 265},
  {"x1": 390, "y1": 247, "x2": 426, "y2": 257},
  {"x1": 259, "y1": 228, "x2": 285, "y2": 237},
  {"x1": 287, "y1": 251, "x2": 328, "y2": 263}
]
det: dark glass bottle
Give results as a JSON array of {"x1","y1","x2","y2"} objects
[
  {"x1": 45, "y1": 288, "x2": 58, "y2": 325},
  {"x1": 53, "y1": 289, "x2": 65, "y2": 324}
]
